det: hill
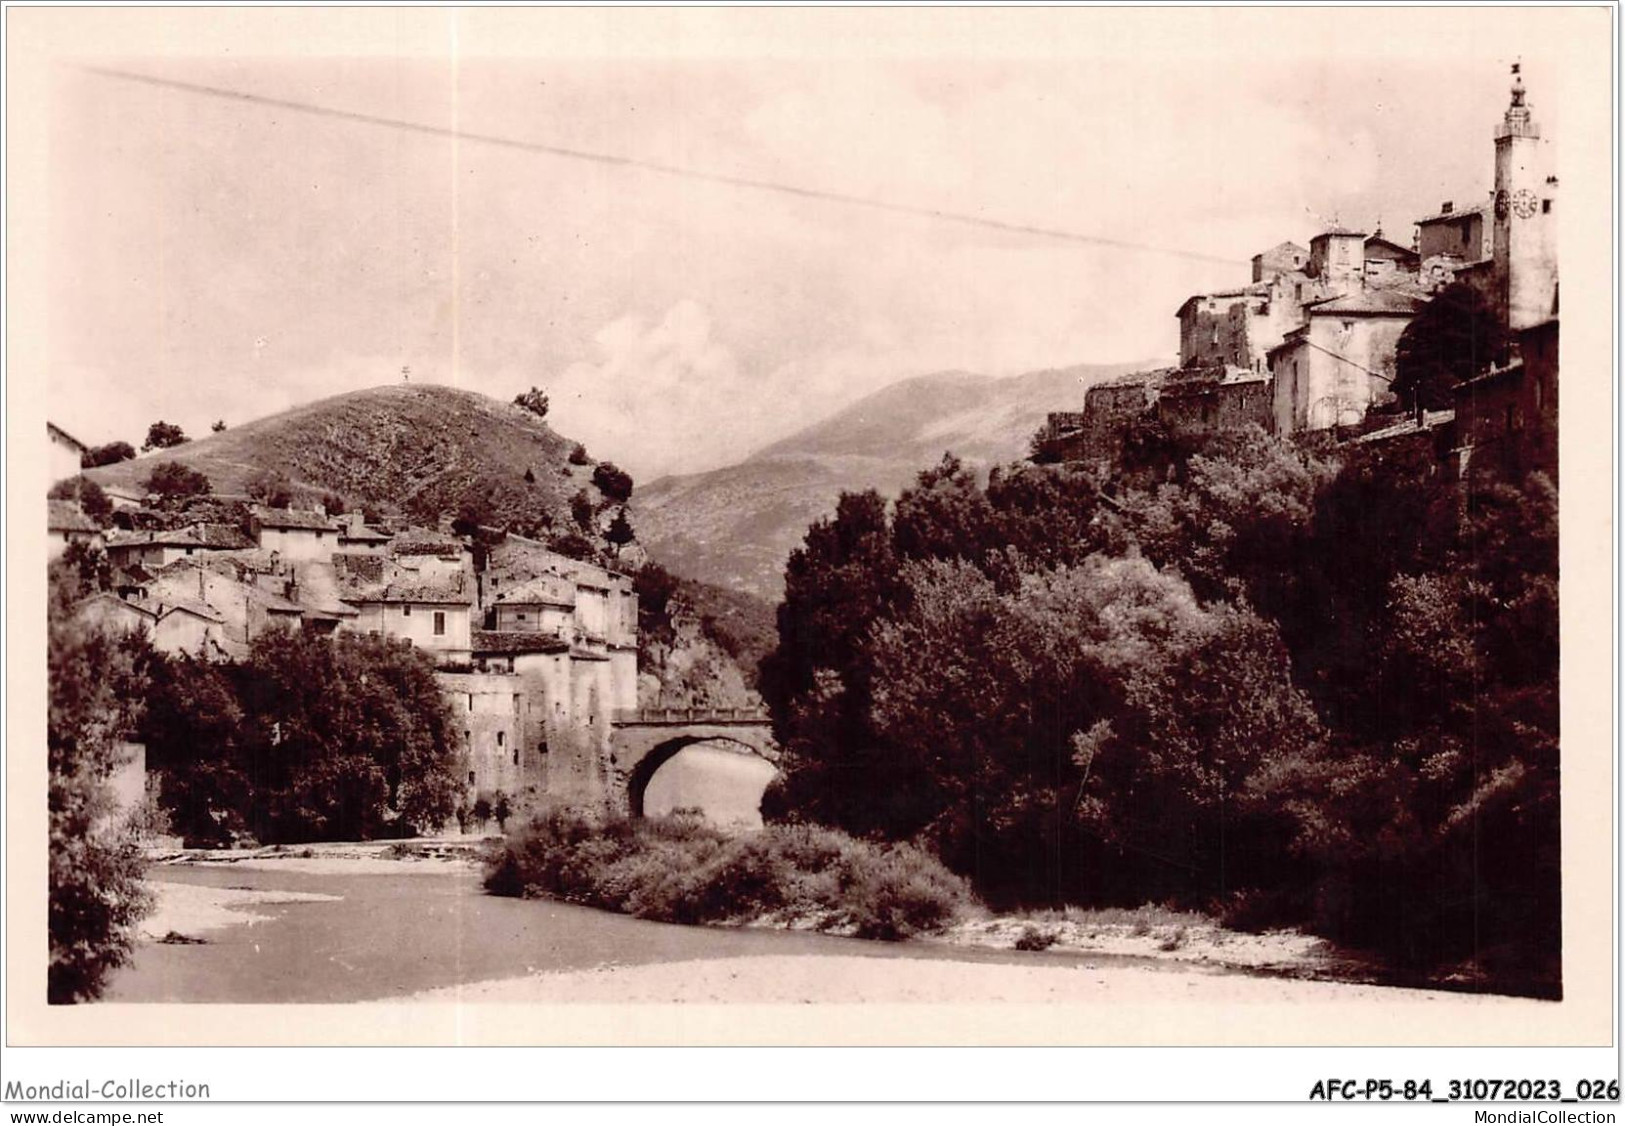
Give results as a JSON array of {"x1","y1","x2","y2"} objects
[
  {"x1": 83, "y1": 384, "x2": 620, "y2": 537},
  {"x1": 629, "y1": 360, "x2": 1159, "y2": 599}
]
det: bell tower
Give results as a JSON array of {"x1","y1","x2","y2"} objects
[{"x1": 1492, "y1": 63, "x2": 1557, "y2": 331}]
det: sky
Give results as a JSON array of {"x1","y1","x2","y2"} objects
[{"x1": 43, "y1": 11, "x2": 1567, "y2": 480}]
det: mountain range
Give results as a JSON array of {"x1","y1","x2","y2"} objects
[{"x1": 629, "y1": 360, "x2": 1158, "y2": 599}]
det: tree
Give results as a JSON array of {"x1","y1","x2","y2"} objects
[
  {"x1": 1393, "y1": 282, "x2": 1507, "y2": 412},
  {"x1": 570, "y1": 489, "x2": 596, "y2": 531},
  {"x1": 145, "y1": 461, "x2": 212, "y2": 507},
  {"x1": 211, "y1": 419, "x2": 228, "y2": 433},
  {"x1": 47, "y1": 568, "x2": 153, "y2": 1002},
  {"x1": 547, "y1": 531, "x2": 599, "y2": 563},
  {"x1": 246, "y1": 468, "x2": 293, "y2": 509},
  {"x1": 142, "y1": 632, "x2": 464, "y2": 844},
  {"x1": 606, "y1": 507, "x2": 636, "y2": 547},
  {"x1": 142, "y1": 421, "x2": 188, "y2": 452},
  {"x1": 592, "y1": 461, "x2": 634, "y2": 503},
  {"x1": 568, "y1": 443, "x2": 589, "y2": 466},
  {"x1": 513, "y1": 386, "x2": 550, "y2": 420},
  {"x1": 81, "y1": 441, "x2": 136, "y2": 469},
  {"x1": 49, "y1": 476, "x2": 113, "y2": 524},
  {"x1": 634, "y1": 561, "x2": 681, "y2": 641}
]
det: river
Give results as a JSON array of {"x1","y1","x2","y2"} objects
[{"x1": 108, "y1": 863, "x2": 1175, "y2": 1004}]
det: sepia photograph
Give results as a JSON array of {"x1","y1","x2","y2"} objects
[{"x1": 4, "y1": 4, "x2": 1616, "y2": 1087}]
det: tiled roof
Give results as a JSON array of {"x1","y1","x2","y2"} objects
[
  {"x1": 77, "y1": 592, "x2": 159, "y2": 621},
  {"x1": 1363, "y1": 236, "x2": 1419, "y2": 260},
  {"x1": 1416, "y1": 203, "x2": 1488, "y2": 225},
  {"x1": 151, "y1": 592, "x2": 225, "y2": 623},
  {"x1": 48, "y1": 422, "x2": 88, "y2": 452},
  {"x1": 189, "y1": 523, "x2": 256, "y2": 550},
  {"x1": 472, "y1": 630, "x2": 569, "y2": 655},
  {"x1": 1306, "y1": 289, "x2": 1426, "y2": 316},
  {"x1": 1313, "y1": 226, "x2": 1368, "y2": 239},
  {"x1": 339, "y1": 524, "x2": 392, "y2": 542},
  {"x1": 389, "y1": 529, "x2": 465, "y2": 556},
  {"x1": 48, "y1": 500, "x2": 100, "y2": 533},
  {"x1": 255, "y1": 507, "x2": 338, "y2": 532},
  {"x1": 493, "y1": 575, "x2": 577, "y2": 607},
  {"x1": 107, "y1": 527, "x2": 206, "y2": 549}
]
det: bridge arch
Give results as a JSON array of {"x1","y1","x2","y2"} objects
[{"x1": 624, "y1": 734, "x2": 778, "y2": 820}]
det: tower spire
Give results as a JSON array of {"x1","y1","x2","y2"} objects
[{"x1": 1499, "y1": 60, "x2": 1537, "y2": 139}]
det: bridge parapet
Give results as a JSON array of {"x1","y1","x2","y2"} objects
[{"x1": 613, "y1": 705, "x2": 771, "y2": 726}]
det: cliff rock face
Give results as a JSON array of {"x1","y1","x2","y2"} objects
[{"x1": 638, "y1": 607, "x2": 759, "y2": 711}]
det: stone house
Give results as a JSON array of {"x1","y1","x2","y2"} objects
[
  {"x1": 48, "y1": 500, "x2": 103, "y2": 559},
  {"x1": 1269, "y1": 289, "x2": 1425, "y2": 434},
  {"x1": 75, "y1": 590, "x2": 226, "y2": 658},
  {"x1": 253, "y1": 507, "x2": 340, "y2": 562},
  {"x1": 1453, "y1": 316, "x2": 1558, "y2": 480},
  {"x1": 48, "y1": 422, "x2": 88, "y2": 485},
  {"x1": 490, "y1": 574, "x2": 576, "y2": 637}
]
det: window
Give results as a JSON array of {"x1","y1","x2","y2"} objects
[
  {"x1": 1542, "y1": 199, "x2": 1552, "y2": 214},
  {"x1": 433, "y1": 611, "x2": 446, "y2": 636},
  {"x1": 497, "y1": 731, "x2": 505, "y2": 747},
  {"x1": 467, "y1": 694, "x2": 474, "y2": 711},
  {"x1": 516, "y1": 612, "x2": 526, "y2": 621},
  {"x1": 402, "y1": 604, "x2": 411, "y2": 617},
  {"x1": 468, "y1": 771, "x2": 476, "y2": 785},
  {"x1": 512, "y1": 745, "x2": 519, "y2": 766}
]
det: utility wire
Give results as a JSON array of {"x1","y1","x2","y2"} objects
[
  {"x1": 81, "y1": 65, "x2": 1248, "y2": 268},
  {"x1": 1298, "y1": 335, "x2": 1396, "y2": 383}
]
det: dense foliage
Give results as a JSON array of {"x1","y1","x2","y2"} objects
[
  {"x1": 1393, "y1": 282, "x2": 1506, "y2": 412},
  {"x1": 761, "y1": 430, "x2": 1559, "y2": 992},
  {"x1": 145, "y1": 461, "x2": 212, "y2": 506},
  {"x1": 81, "y1": 440, "x2": 136, "y2": 469},
  {"x1": 591, "y1": 461, "x2": 634, "y2": 503},
  {"x1": 47, "y1": 564, "x2": 152, "y2": 1003},
  {"x1": 486, "y1": 805, "x2": 970, "y2": 940},
  {"x1": 140, "y1": 631, "x2": 465, "y2": 845},
  {"x1": 142, "y1": 420, "x2": 188, "y2": 451},
  {"x1": 49, "y1": 476, "x2": 112, "y2": 523}
]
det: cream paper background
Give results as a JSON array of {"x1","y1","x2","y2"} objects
[{"x1": 5, "y1": 6, "x2": 1614, "y2": 1049}]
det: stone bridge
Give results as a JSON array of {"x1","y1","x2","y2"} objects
[{"x1": 608, "y1": 706, "x2": 779, "y2": 817}]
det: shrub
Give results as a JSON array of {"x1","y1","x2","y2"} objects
[
  {"x1": 485, "y1": 806, "x2": 971, "y2": 940},
  {"x1": 1014, "y1": 925, "x2": 1059, "y2": 952},
  {"x1": 568, "y1": 443, "x2": 590, "y2": 466},
  {"x1": 514, "y1": 386, "x2": 550, "y2": 420},
  {"x1": 592, "y1": 462, "x2": 634, "y2": 503}
]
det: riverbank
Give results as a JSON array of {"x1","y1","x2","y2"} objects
[
  {"x1": 381, "y1": 952, "x2": 1531, "y2": 1006},
  {"x1": 140, "y1": 842, "x2": 1334, "y2": 982}
]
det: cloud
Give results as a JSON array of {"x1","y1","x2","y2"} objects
[{"x1": 549, "y1": 301, "x2": 762, "y2": 479}]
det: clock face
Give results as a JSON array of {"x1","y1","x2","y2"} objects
[
  {"x1": 1494, "y1": 189, "x2": 1510, "y2": 220},
  {"x1": 1512, "y1": 189, "x2": 1540, "y2": 219}
]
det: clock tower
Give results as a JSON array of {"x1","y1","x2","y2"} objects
[{"x1": 1492, "y1": 63, "x2": 1558, "y2": 332}]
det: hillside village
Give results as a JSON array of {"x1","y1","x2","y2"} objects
[
  {"x1": 49, "y1": 463, "x2": 651, "y2": 814},
  {"x1": 1035, "y1": 66, "x2": 1558, "y2": 480},
  {"x1": 45, "y1": 67, "x2": 1561, "y2": 840}
]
